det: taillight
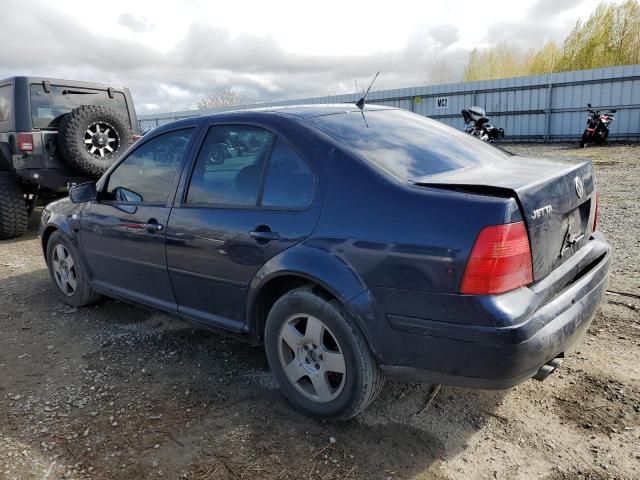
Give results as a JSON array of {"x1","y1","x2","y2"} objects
[
  {"x1": 460, "y1": 221, "x2": 533, "y2": 295},
  {"x1": 17, "y1": 133, "x2": 34, "y2": 152},
  {"x1": 592, "y1": 192, "x2": 599, "y2": 232}
]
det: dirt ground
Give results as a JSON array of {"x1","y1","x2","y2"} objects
[{"x1": 1, "y1": 143, "x2": 639, "y2": 480}]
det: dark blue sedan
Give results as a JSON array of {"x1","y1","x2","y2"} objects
[{"x1": 40, "y1": 105, "x2": 610, "y2": 419}]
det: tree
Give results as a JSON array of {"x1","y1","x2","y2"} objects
[
  {"x1": 197, "y1": 87, "x2": 256, "y2": 110},
  {"x1": 558, "y1": 0, "x2": 640, "y2": 70},
  {"x1": 427, "y1": 55, "x2": 453, "y2": 84},
  {"x1": 529, "y1": 41, "x2": 562, "y2": 75},
  {"x1": 462, "y1": 0, "x2": 640, "y2": 81},
  {"x1": 463, "y1": 43, "x2": 528, "y2": 81}
]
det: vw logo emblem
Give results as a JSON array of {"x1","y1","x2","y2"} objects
[{"x1": 574, "y1": 176, "x2": 584, "y2": 198}]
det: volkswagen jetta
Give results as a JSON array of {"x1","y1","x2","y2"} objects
[{"x1": 39, "y1": 105, "x2": 610, "y2": 419}]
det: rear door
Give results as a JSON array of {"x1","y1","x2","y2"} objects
[
  {"x1": 166, "y1": 122, "x2": 321, "y2": 330},
  {"x1": 80, "y1": 127, "x2": 196, "y2": 311}
]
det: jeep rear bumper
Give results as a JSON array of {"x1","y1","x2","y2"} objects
[{"x1": 16, "y1": 168, "x2": 89, "y2": 192}]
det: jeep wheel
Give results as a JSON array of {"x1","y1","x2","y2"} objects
[
  {"x1": 0, "y1": 172, "x2": 28, "y2": 240},
  {"x1": 58, "y1": 105, "x2": 132, "y2": 179},
  {"x1": 264, "y1": 287, "x2": 384, "y2": 420}
]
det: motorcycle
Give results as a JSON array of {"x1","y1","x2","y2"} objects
[
  {"x1": 580, "y1": 103, "x2": 616, "y2": 148},
  {"x1": 461, "y1": 106, "x2": 504, "y2": 142}
]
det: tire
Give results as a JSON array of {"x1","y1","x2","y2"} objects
[
  {"x1": 45, "y1": 231, "x2": 100, "y2": 307},
  {"x1": 579, "y1": 132, "x2": 589, "y2": 148},
  {"x1": 264, "y1": 286, "x2": 384, "y2": 420},
  {"x1": 58, "y1": 105, "x2": 132, "y2": 179},
  {"x1": 207, "y1": 143, "x2": 228, "y2": 165},
  {"x1": 0, "y1": 171, "x2": 28, "y2": 240}
]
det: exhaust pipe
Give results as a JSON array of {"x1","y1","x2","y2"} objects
[{"x1": 533, "y1": 356, "x2": 563, "y2": 381}]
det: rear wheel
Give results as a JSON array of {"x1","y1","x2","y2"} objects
[
  {"x1": 264, "y1": 286, "x2": 384, "y2": 420},
  {"x1": 45, "y1": 231, "x2": 100, "y2": 307},
  {"x1": 0, "y1": 172, "x2": 28, "y2": 240}
]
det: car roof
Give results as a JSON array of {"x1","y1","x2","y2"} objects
[
  {"x1": 197, "y1": 103, "x2": 398, "y2": 120},
  {"x1": 148, "y1": 104, "x2": 400, "y2": 135},
  {"x1": 259, "y1": 104, "x2": 396, "y2": 118}
]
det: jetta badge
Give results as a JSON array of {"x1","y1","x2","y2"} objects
[
  {"x1": 574, "y1": 176, "x2": 585, "y2": 198},
  {"x1": 531, "y1": 205, "x2": 553, "y2": 220}
]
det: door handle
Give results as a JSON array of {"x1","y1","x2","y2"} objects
[
  {"x1": 249, "y1": 227, "x2": 280, "y2": 242},
  {"x1": 143, "y1": 219, "x2": 164, "y2": 233}
]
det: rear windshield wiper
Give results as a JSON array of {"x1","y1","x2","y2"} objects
[{"x1": 61, "y1": 89, "x2": 98, "y2": 95}]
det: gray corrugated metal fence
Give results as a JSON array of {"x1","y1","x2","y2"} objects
[{"x1": 138, "y1": 65, "x2": 640, "y2": 142}]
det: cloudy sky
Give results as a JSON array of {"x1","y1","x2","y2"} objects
[{"x1": 0, "y1": 0, "x2": 607, "y2": 115}]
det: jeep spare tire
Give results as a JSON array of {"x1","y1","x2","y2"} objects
[{"x1": 58, "y1": 105, "x2": 132, "y2": 179}]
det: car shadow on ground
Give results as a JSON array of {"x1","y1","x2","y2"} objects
[{"x1": 1, "y1": 268, "x2": 508, "y2": 479}]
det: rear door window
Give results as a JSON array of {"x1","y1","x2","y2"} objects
[
  {"x1": 262, "y1": 138, "x2": 315, "y2": 209},
  {"x1": 30, "y1": 84, "x2": 131, "y2": 129},
  {"x1": 186, "y1": 126, "x2": 274, "y2": 207}
]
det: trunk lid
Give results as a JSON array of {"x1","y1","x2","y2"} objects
[{"x1": 415, "y1": 155, "x2": 596, "y2": 281}]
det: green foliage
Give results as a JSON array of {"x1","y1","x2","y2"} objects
[
  {"x1": 463, "y1": 0, "x2": 640, "y2": 82},
  {"x1": 463, "y1": 43, "x2": 529, "y2": 81},
  {"x1": 529, "y1": 41, "x2": 563, "y2": 75}
]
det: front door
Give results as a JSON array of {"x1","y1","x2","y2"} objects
[
  {"x1": 166, "y1": 124, "x2": 321, "y2": 330},
  {"x1": 80, "y1": 127, "x2": 196, "y2": 311}
]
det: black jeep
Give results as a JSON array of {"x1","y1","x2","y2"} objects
[{"x1": 0, "y1": 76, "x2": 139, "y2": 239}]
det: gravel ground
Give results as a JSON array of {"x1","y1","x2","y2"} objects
[{"x1": 0, "y1": 143, "x2": 638, "y2": 480}]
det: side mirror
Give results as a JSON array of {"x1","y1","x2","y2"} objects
[
  {"x1": 114, "y1": 186, "x2": 143, "y2": 203},
  {"x1": 69, "y1": 182, "x2": 97, "y2": 203},
  {"x1": 587, "y1": 103, "x2": 592, "y2": 108}
]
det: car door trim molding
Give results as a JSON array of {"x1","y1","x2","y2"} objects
[{"x1": 167, "y1": 265, "x2": 247, "y2": 288}]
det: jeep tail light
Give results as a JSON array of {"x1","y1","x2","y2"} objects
[
  {"x1": 460, "y1": 221, "x2": 533, "y2": 295},
  {"x1": 17, "y1": 133, "x2": 34, "y2": 152},
  {"x1": 592, "y1": 192, "x2": 599, "y2": 232}
]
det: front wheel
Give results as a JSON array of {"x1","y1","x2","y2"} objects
[
  {"x1": 579, "y1": 132, "x2": 590, "y2": 148},
  {"x1": 264, "y1": 287, "x2": 384, "y2": 420},
  {"x1": 46, "y1": 231, "x2": 100, "y2": 307}
]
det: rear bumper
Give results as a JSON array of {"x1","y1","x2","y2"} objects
[
  {"x1": 350, "y1": 234, "x2": 610, "y2": 389},
  {"x1": 15, "y1": 168, "x2": 88, "y2": 191}
]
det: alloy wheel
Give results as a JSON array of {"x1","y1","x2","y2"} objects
[
  {"x1": 277, "y1": 314, "x2": 347, "y2": 403},
  {"x1": 51, "y1": 244, "x2": 77, "y2": 296},
  {"x1": 84, "y1": 121, "x2": 120, "y2": 158}
]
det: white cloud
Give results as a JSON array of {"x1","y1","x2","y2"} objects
[{"x1": 0, "y1": 0, "x2": 603, "y2": 114}]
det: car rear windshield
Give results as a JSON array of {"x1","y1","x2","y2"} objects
[
  {"x1": 309, "y1": 109, "x2": 510, "y2": 180},
  {"x1": 30, "y1": 84, "x2": 131, "y2": 129}
]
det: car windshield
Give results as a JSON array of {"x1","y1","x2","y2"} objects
[
  {"x1": 309, "y1": 109, "x2": 510, "y2": 180},
  {"x1": 30, "y1": 84, "x2": 131, "y2": 129}
]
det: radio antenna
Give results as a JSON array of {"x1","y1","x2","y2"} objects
[{"x1": 356, "y1": 71, "x2": 379, "y2": 110}]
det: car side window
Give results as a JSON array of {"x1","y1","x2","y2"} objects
[
  {"x1": 186, "y1": 126, "x2": 274, "y2": 206},
  {"x1": 105, "y1": 128, "x2": 193, "y2": 204},
  {"x1": 0, "y1": 84, "x2": 12, "y2": 123},
  {"x1": 262, "y1": 138, "x2": 315, "y2": 209}
]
